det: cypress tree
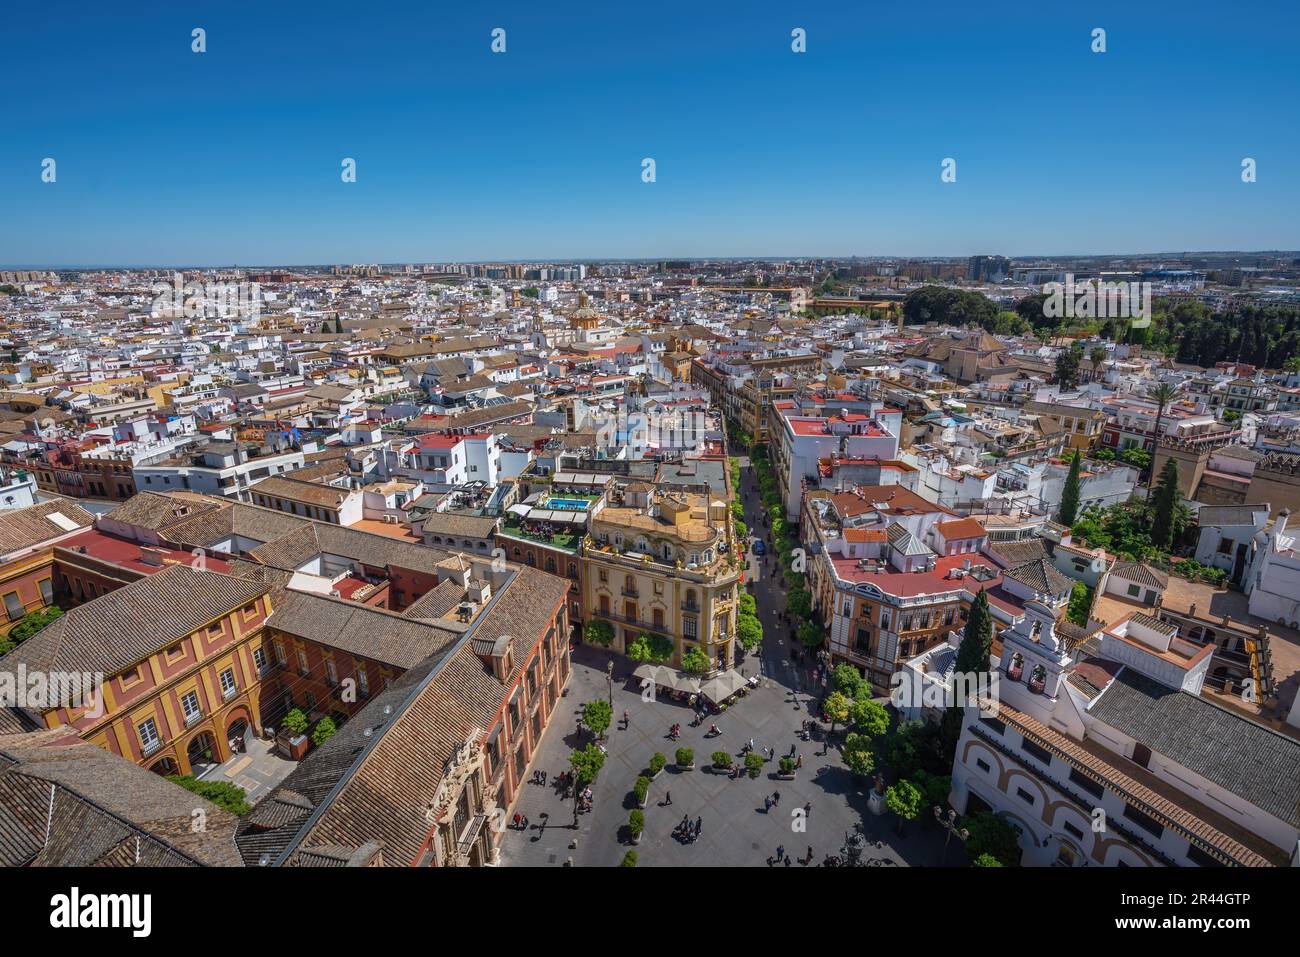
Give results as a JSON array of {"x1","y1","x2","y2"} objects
[
  {"x1": 1058, "y1": 450, "x2": 1082, "y2": 526},
  {"x1": 1150, "y1": 458, "x2": 1181, "y2": 552},
  {"x1": 954, "y1": 589, "x2": 992, "y2": 676}
]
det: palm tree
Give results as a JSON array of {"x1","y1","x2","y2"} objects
[
  {"x1": 1146, "y1": 383, "x2": 1178, "y2": 493},
  {"x1": 1089, "y1": 346, "x2": 1106, "y2": 380}
]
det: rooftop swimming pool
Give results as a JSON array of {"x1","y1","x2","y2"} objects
[{"x1": 546, "y1": 498, "x2": 592, "y2": 511}]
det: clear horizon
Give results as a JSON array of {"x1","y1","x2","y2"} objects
[{"x1": 3, "y1": 0, "x2": 1298, "y2": 265}]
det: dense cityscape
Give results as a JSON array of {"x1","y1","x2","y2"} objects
[
  {"x1": 0, "y1": 256, "x2": 1298, "y2": 882},
  {"x1": 6, "y1": 0, "x2": 1300, "y2": 941}
]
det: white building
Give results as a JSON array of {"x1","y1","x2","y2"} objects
[{"x1": 948, "y1": 601, "x2": 1300, "y2": 867}]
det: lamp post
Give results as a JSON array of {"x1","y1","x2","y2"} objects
[
  {"x1": 606, "y1": 659, "x2": 614, "y2": 708},
  {"x1": 934, "y1": 806, "x2": 969, "y2": 865}
]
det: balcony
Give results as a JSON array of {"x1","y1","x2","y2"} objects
[
  {"x1": 222, "y1": 685, "x2": 238, "y2": 702},
  {"x1": 621, "y1": 587, "x2": 639, "y2": 598},
  {"x1": 681, "y1": 601, "x2": 700, "y2": 613},
  {"x1": 184, "y1": 710, "x2": 205, "y2": 729},
  {"x1": 594, "y1": 606, "x2": 674, "y2": 636}
]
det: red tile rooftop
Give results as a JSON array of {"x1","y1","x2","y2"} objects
[
  {"x1": 57, "y1": 528, "x2": 232, "y2": 576},
  {"x1": 831, "y1": 551, "x2": 1003, "y2": 597}
]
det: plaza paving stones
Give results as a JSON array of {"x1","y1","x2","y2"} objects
[{"x1": 498, "y1": 455, "x2": 962, "y2": 868}]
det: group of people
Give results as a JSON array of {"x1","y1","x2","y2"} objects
[
  {"x1": 675, "y1": 815, "x2": 704, "y2": 843},
  {"x1": 770, "y1": 844, "x2": 816, "y2": 867}
]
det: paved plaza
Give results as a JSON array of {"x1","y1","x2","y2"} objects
[{"x1": 498, "y1": 456, "x2": 964, "y2": 868}]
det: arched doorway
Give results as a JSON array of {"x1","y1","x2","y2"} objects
[
  {"x1": 186, "y1": 731, "x2": 220, "y2": 778},
  {"x1": 148, "y1": 756, "x2": 180, "y2": 778},
  {"x1": 226, "y1": 717, "x2": 250, "y2": 756}
]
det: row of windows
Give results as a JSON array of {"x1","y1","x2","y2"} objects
[{"x1": 137, "y1": 665, "x2": 238, "y2": 751}]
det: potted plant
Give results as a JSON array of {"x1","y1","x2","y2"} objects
[
  {"x1": 621, "y1": 851, "x2": 638, "y2": 867},
  {"x1": 675, "y1": 747, "x2": 695, "y2": 770},
  {"x1": 648, "y1": 752, "x2": 667, "y2": 779},
  {"x1": 744, "y1": 751, "x2": 764, "y2": 778},
  {"x1": 629, "y1": 809, "x2": 645, "y2": 844},
  {"x1": 633, "y1": 775, "x2": 650, "y2": 808},
  {"x1": 711, "y1": 750, "x2": 733, "y2": 771},
  {"x1": 276, "y1": 707, "x2": 311, "y2": 760},
  {"x1": 778, "y1": 756, "x2": 797, "y2": 780}
]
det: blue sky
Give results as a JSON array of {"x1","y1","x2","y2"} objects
[{"x1": 2, "y1": 0, "x2": 1298, "y2": 265}]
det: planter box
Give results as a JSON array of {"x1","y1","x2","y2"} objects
[
  {"x1": 677, "y1": 763, "x2": 695, "y2": 771},
  {"x1": 777, "y1": 772, "x2": 797, "y2": 781},
  {"x1": 631, "y1": 833, "x2": 642, "y2": 845}
]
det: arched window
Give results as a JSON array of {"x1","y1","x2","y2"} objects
[
  {"x1": 545, "y1": 556, "x2": 556, "y2": 573},
  {"x1": 1006, "y1": 653, "x2": 1024, "y2": 682},
  {"x1": 1028, "y1": 664, "x2": 1047, "y2": 694}
]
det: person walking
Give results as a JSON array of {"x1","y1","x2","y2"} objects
[
  {"x1": 664, "y1": 790, "x2": 673, "y2": 806},
  {"x1": 796, "y1": 754, "x2": 803, "y2": 770},
  {"x1": 695, "y1": 816, "x2": 702, "y2": 836},
  {"x1": 803, "y1": 800, "x2": 811, "y2": 817},
  {"x1": 776, "y1": 844, "x2": 785, "y2": 862},
  {"x1": 772, "y1": 790, "x2": 781, "y2": 806},
  {"x1": 764, "y1": 796, "x2": 772, "y2": 813}
]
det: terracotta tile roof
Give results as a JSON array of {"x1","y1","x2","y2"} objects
[
  {"x1": 0, "y1": 497, "x2": 96, "y2": 556},
  {"x1": 270, "y1": 590, "x2": 463, "y2": 669},
  {"x1": 235, "y1": 567, "x2": 568, "y2": 867},
  {"x1": 0, "y1": 564, "x2": 268, "y2": 688},
  {"x1": 0, "y1": 729, "x2": 241, "y2": 866}
]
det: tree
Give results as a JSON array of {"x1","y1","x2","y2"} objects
[
  {"x1": 1089, "y1": 345, "x2": 1107, "y2": 379},
  {"x1": 842, "y1": 732, "x2": 876, "y2": 779},
  {"x1": 569, "y1": 743, "x2": 606, "y2": 824},
  {"x1": 584, "y1": 619, "x2": 614, "y2": 647},
  {"x1": 1145, "y1": 383, "x2": 1177, "y2": 491},
  {"x1": 833, "y1": 662, "x2": 865, "y2": 698},
  {"x1": 736, "y1": 613, "x2": 763, "y2": 650},
  {"x1": 972, "y1": 853, "x2": 1004, "y2": 867},
  {"x1": 620, "y1": 851, "x2": 638, "y2": 867},
  {"x1": 1058, "y1": 450, "x2": 1082, "y2": 526},
  {"x1": 796, "y1": 620, "x2": 824, "y2": 649},
  {"x1": 953, "y1": 589, "x2": 992, "y2": 676},
  {"x1": 1054, "y1": 342, "x2": 1083, "y2": 390},
  {"x1": 582, "y1": 699, "x2": 612, "y2": 739},
  {"x1": 786, "y1": 588, "x2": 812, "y2": 619},
  {"x1": 311, "y1": 716, "x2": 338, "y2": 747},
  {"x1": 912, "y1": 769, "x2": 952, "y2": 810},
  {"x1": 849, "y1": 698, "x2": 889, "y2": 739},
  {"x1": 823, "y1": 691, "x2": 850, "y2": 736},
  {"x1": 627, "y1": 632, "x2": 672, "y2": 663},
  {"x1": 283, "y1": 708, "x2": 309, "y2": 736},
  {"x1": 1149, "y1": 457, "x2": 1181, "y2": 552},
  {"x1": 681, "y1": 646, "x2": 711, "y2": 675},
  {"x1": 964, "y1": 811, "x2": 1021, "y2": 866},
  {"x1": 1067, "y1": 582, "x2": 1092, "y2": 627},
  {"x1": 885, "y1": 780, "x2": 923, "y2": 832},
  {"x1": 166, "y1": 775, "x2": 251, "y2": 816}
]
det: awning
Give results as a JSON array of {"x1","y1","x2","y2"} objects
[{"x1": 700, "y1": 670, "x2": 749, "y2": 703}]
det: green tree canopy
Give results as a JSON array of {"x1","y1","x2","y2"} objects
[
  {"x1": 570, "y1": 742, "x2": 606, "y2": 785},
  {"x1": 584, "y1": 619, "x2": 614, "y2": 647},
  {"x1": 627, "y1": 632, "x2": 673, "y2": 663},
  {"x1": 953, "y1": 589, "x2": 992, "y2": 676},
  {"x1": 842, "y1": 732, "x2": 876, "y2": 779},
  {"x1": 849, "y1": 697, "x2": 889, "y2": 738},
  {"x1": 885, "y1": 780, "x2": 923, "y2": 822},
  {"x1": 681, "y1": 646, "x2": 711, "y2": 674},
  {"x1": 582, "y1": 699, "x2": 612, "y2": 737},
  {"x1": 1058, "y1": 450, "x2": 1082, "y2": 526},
  {"x1": 823, "y1": 691, "x2": 850, "y2": 733},
  {"x1": 1149, "y1": 457, "x2": 1182, "y2": 552},
  {"x1": 166, "y1": 775, "x2": 251, "y2": 816},
  {"x1": 964, "y1": 811, "x2": 1021, "y2": 866}
]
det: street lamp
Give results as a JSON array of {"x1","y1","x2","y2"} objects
[
  {"x1": 606, "y1": 659, "x2": 614, "y2": 708},
  {"x1": 934, "y1": 806, "x2": 969, "y2": 865}
]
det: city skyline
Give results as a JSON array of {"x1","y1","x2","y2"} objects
[{"x1": 3, "y1": 0, "x2": 1299, "y2": 265}]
